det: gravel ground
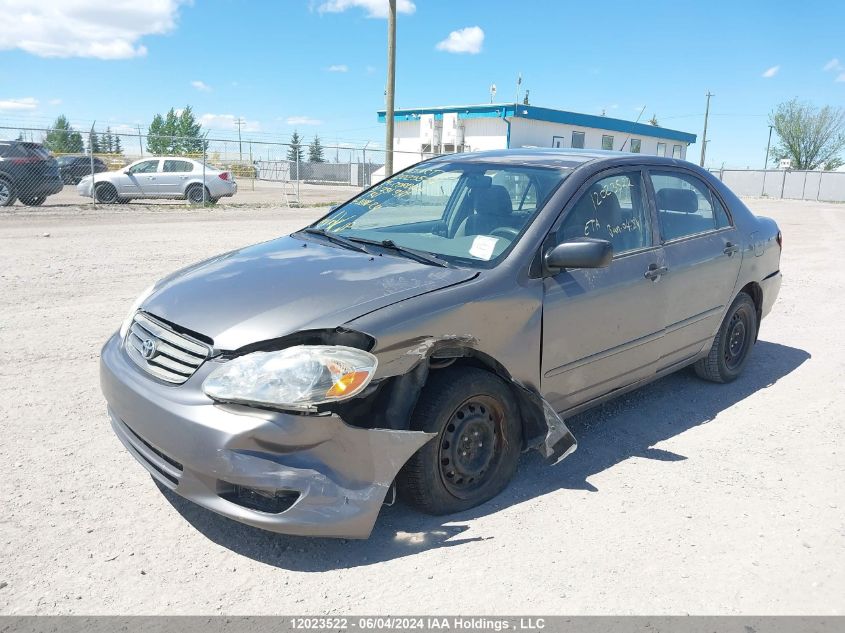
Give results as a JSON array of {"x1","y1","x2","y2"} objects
[{"x1": 0, "y1": 198, "x2": 842, "y2": 615}]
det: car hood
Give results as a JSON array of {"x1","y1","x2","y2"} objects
[{"x1": 141, "y1": 235, "x2": 477, "y2": 350}]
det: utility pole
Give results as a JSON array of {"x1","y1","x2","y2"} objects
[
  {"x1": 763, "y1": 124, "x2": 774, "y2": 168},
  {"x1": 137, "y1": 125, "x2": 143, "y2": 156},
  {"x1": 384, "y1": 0, "x2": 396, "y2": 178},
  {"x1": 699, "y1": 91, "x2": 713, "y2": 167},
  {"x1": 235, "y1": 117, "x2": 245, "y2": 163}
]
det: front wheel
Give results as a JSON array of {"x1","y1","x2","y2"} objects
[
  {"x1": 94, "y1": 183, "x2": 118, "y2": 204},
  {"x1": 694, "y1": 292, "x2": 758, "y2": 383},
  {"x1": 398, "y1": 367, "x2": 522, "y2": 515},
  {"x1": 0, "y1": 177, "x2": 17, "y2": 206}
]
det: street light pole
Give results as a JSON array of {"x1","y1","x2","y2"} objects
[
  {"x1": 384, "y1": 0, "x2": 396, "y2": 178},
  {"x1": 235, "y1": 117, "x2": 244, "y2": 163},
  {"x1": 699, "y1": 91, "x2": 713, "y2": 167}
]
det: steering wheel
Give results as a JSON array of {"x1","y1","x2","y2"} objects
[{"x1": 490, "y1": 227, "x2": 519, "y2": 240}]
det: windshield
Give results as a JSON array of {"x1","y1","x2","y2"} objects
[{"x1": 311, "y1": 161, "x2": 569, "y2": 267}]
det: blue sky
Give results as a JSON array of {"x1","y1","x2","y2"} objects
[{"x1": 1, "y1": 0, "x2": 843, "y2": 167}]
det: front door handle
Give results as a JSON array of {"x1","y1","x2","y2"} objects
[
  {"x1": 644, "y1": 264, "x2": 668, "y2": 281},
  {"x1": 723, "y1": 242, "x2": 740, "y2": 256}
]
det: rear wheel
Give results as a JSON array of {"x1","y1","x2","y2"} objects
[
  {"x1": 94, "y1": 183, "x2": 118, "y2": 204},
  {"x1": 398, "y1": 367, "x2": 522, "y2": 515},
  {"x1": 186, "y1": 184, "x2": 210, "y2": 205},
  {"x1": 21, "y1": 196, "x2": 46, "y2": 207},
  {"x1": 694, "y1": 292, "x2": 758, "y2": 383},
  {"x1": 0, "y1": 177, "x2": 16, "y2": 207}
]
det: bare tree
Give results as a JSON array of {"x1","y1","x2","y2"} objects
[{"x1": 769, "y1": 99, "x2": 845, "y2": 170}]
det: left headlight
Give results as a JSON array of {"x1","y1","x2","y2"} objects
[
  {"x1": 202, "y1": 345, "x2": 378, "y2": 410},
  {"x1": 119, "y1": 284, "x2": 155, "y2": 339}
]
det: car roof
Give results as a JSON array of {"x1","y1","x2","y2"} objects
[{"x1": 425, "y1": 147, "x2": 703, "y2": 172}]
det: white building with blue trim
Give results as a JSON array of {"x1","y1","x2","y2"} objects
[{"x1": 377, "y1": 103, "x2": 697, "y2": 170}]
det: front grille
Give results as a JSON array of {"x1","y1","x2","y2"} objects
[{"x1": 124, "y1": 312, "x2": 211, "y2": 384}]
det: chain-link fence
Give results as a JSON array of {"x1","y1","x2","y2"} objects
[{"x1": 0, "y1": 125, "x2": 438, "y2": 209}]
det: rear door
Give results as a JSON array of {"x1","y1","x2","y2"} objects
[
  {"x1": 541, "y1": 168, "x2": 667, "y2": 412},
  {"x1": 159, "y1": 159, "x2": 196, "y2": 196},
  {"x1": 646, "y1": 169, "x2": 742, "y2": 370}
]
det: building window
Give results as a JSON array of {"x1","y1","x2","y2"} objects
[
  {"x1": 552, "y1": 135, "x2": 565, "y2": 148},
  {"x1": 601, "y1": 135, "x2": 614, "y2": 151},
  {"x1": 630, "y1": 139, "x2": 641, "y2": 153},
  {"x1": 672, "y1": 144, "x2": 682, "y2": 159},
  {"x1": 571, "y1": 131, "x2": 585, "y2": 149},
  {"x1": 657, "y1": 142, "x2": 667, "y2": 157}
]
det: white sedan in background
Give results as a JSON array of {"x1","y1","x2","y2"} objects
[{"x1": 78, "y1": 157, "x2": 237, "y2": 204}]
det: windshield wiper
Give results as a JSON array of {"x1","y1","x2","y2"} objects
[
  {"x1": 346, "y1": 237, "x2": 451, "y2": 268},
  {"x1": 295, "y1": 227, "x2": 369, "y2": 253}
]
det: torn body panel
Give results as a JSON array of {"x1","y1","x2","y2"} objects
[{"x1": 101, "y1": 332, "x2": 433, "y2": 538}]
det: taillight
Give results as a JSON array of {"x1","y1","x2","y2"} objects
[
  {"x1": 776, "y1": 231, "x2": 782, "y2": 250},
  {"x1": 218, "y1": 172, "x2": 229, "y2": 180},
  {"x1": 10, "y1": 156, "x2": 41, "y2": 165}
]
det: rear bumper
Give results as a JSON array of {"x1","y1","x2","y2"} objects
[
  {"x1": 760, "y1": 270, "x2": 782, "y2": 320},
  {"x1": 20, "y1": 177, "x2": 63, "y2": 197},
  {"x1": 100, "y1": 333, "x2": 432, "y2": 538}
]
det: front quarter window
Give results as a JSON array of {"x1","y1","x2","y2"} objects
[{"x1": 313, "y1": 161, "x2": 569, "y2": 267}]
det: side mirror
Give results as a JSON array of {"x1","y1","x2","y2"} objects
[{"x1": 545, "y1": 238, "x2": 613, "y2": 271}]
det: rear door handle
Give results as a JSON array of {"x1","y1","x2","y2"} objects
[
  {"x1": 644, "y1": 264, "x2": 668, "y2": 281},
  {"x1": 723, "y1": 242, "x2": 740, "y2": 256}
]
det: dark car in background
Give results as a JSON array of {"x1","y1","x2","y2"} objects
[
  {"x1": 57, "y1": 155, "x2": 107, "y2": 185},
  {"x1": 0, "y1": 141, "x2": 64, "y2": 207}
]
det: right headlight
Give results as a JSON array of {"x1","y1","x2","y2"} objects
[{"x1": 202, "y1": 345, "x2": 378, "y2": 410}]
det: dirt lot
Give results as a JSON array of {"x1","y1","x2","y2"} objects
[{"x1": 0, "y1": 198, "x2": 842, "y2": 615}]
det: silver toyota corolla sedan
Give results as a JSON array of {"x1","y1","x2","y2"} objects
[
  {"x1": 78, "y1": 157, "x2": 237, "y2": 204},
  {"x1": 100, "y1": 149, "x2": 782, "y2": 538}
]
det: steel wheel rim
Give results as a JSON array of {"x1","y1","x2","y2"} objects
[
  {"x1": 438, "y1": 395, "x2": 504, "y2": 499},
  {"x1": 725, "y1": 308, "x2": 750, "y2": 370},
  {"x1": 97, "y1": 185, "x2": 116, "y2": 203},
  {"x1": 189, "y1": 187, "x2": 204, "y2": 203},
  {"x1": 0, "y1": 182, "x2": 10, "y2": 204}
]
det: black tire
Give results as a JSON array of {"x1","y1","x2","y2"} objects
[
  {"x1": 694, "y1": 292, "x2": 758, "y2": 383},
  {"x1": 21, "y1": 196, "x2": 46, "y2": 207},
  {"x1": 186, "y1": 184, "x2": 210, "y2": 205},
  {"x1": 398, "y1": 367, "x2": 522, "y2": 515},
  {"x1": 95, "y1": 182, "x2": 118, "y2": 204},
  {"x1": 0, "y1": 177, "x2": 17, "y2": 207}
]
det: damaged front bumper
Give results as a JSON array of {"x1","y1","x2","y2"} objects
[{"x1": 100, "y1": 333, "x2": 434, "y2": 539}]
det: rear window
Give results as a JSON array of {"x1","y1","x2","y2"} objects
[{"x1": 22, "y1": 144, "x2": 52, "y2": 159}]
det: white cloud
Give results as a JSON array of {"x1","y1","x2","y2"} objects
[
  {"x1": 836, "y1": 73, "x2": 845, "y2": 83},
  {"x1": 823, "y1": 58, "x2": 843, "y2": 72},
  {"x1": 761, "y1": 65, "x2": 780, "y2": 78},
  {"x1": 0, "y1": 97, "x2": 38, "y2": 111},
  {"x1": 0, "y1": 0, "x2": 188, "y2": 59},
  {"x1": 285, "y1": 116, "x2": 323, "y2": 126},
  {"x1": 48, "y1": 98, "x2": 62, "y2": 105},
  {"x1": 199, "y1": 114, "x2": 261, "y2": 132},
  {"x1": 191, "y1": 80, "x2": 211, "y2": 92},
  {"x1": 317, "y1": 0, "x2": 415, "y2": 18},
  {"x1": 327, "y1": 64, "x2": 348, "y2": 72},
  {"x1": 436, "y1": 26, "x2": 484, "y2": 55}
]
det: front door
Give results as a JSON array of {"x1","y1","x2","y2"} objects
[
  {"x1": 647, "y1": 169, "x2": 743, "y2": 370},
  {"x1": 118, "y1": 159, "x2": 160, "y2": 197},
  {"x1": 541, "y1": 169, "x2": 667, "y2": 413}
]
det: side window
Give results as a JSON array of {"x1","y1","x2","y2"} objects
[
  {"x1": 571, "y1": 131, "x2": 585, "y2": 149},
  {"x1": 672, "y1": 144, "x2": 682, "y2": 159},
  {"x1": 630, "y1": 139, "x2": 641, "y2": 153},
  {"x1": 650, "y1": 170, "x2": 720, "y2": 241},
  {"x1": 163, "y1": 160, "x2": 194, "y2": 173},
  {"x1": 557, "y1": 171, "x2": 652, "y2": 256},
  {"x1": 656, "y1": 142, "x2": 667, "y2": 157},
  {"x1": 712, "y1": 193, "x2": 732, "y2": 228},
  {"x1": 601, "y1": 135, "x2": 614, "y2": 150},
  {"x1": 128, "y1": 160, "x2": 159, "y2": 174}
]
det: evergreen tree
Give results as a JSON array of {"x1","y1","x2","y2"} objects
[
  {"x1": 287, "y1": 131, "x2": 304, "y2": 163},
  {"x1": 177, "y1": 106, "x2": 205, "y2": 155},
  {"x1": 44, "y1": 115, "x2": 84, "y2": 154},
  {"x1": 147, "y1": 113, "x2": 166, "y2": 154},
  {"x1": 90, "y1": 132, "x2": 101, "y2": 154},
  {"x1": 103, "y1": 127, "x2": 114, "y2": 154},
  {"x1": 113, "y1": 134, "x2": 123, "y2": 155},
  {"x1": 147, "y1": 106, "x2": 205, "y2": 155},
  {"x1": 308, "y1": 134, "x2": 325, "y2": 163}
]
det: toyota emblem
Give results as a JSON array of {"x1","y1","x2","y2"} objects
[{"x1": 141, "y1": 338, "x2": 157, "y2": 360}]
